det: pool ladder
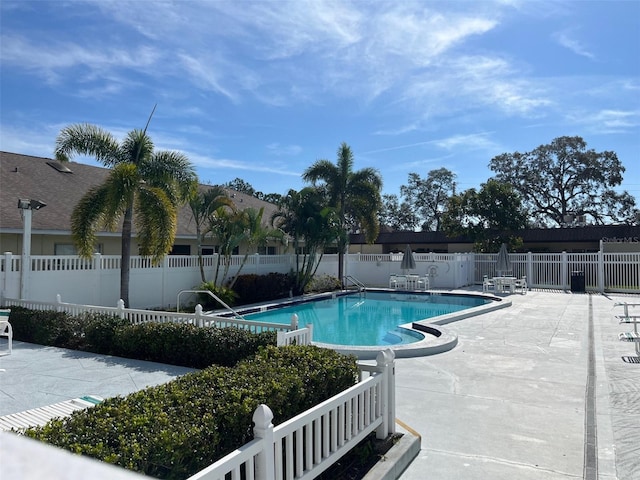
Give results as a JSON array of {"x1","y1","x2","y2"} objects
[{"x1": 343, "y1": 275, "x2": 366, "y2": 294}]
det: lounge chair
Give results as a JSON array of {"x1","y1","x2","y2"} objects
[
  {"x1": 0, "y1": 309, "x2": 12, "y2": 356},
  {"x1": 0, "y1": 395, "x2": 103, "y2": 432}
]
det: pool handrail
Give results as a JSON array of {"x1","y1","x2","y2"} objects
[{"x1": 177, "y1": 289, "x2": 246, "y2": 319}]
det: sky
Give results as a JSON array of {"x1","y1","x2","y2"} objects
[{"x1": 1, "y1": 0, "x2": 639, "y2": 202}]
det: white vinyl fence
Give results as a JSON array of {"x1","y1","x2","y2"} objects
[
  {"x1": 188, "y1": 349, "x2": 396, "y2": 480},
  {"x1": 1, "y1": 250, "x2": 639, "y2": 308}
]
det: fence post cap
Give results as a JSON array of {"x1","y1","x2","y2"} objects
[{"x1": 253, "y1": 404, "x2": 274, "y2": 428}]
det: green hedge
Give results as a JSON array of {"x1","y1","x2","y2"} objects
[
  {"x1": 25, "y1": 345, "x2": 359, "y2": 479},
  {"x1": 5, "y1": 306, "x2": 276, "y2": 368},
  {"x1": 233, "y1": 272, "x2": 294, "y2": 305}
]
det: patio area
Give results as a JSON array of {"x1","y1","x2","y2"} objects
[{"x1": 1, "y1": 289, "x2": 639, "y2": 479}]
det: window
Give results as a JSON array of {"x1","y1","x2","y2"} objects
[
  {"x1": 169, "y1": 245, "x2": 191, "y2": 255},
  {"x1": 258, "y1": 246, "x2": 277, "y2": 255},
  {"x1": 202, "y1": 246, "x2": 218, "y2": 255},
  {"x1": 55, "y1": 244, "x2": 103, "y2": 255}
]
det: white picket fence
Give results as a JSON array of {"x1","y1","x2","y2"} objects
[
  {"x1": 1, "y1": 295, "x2": 297, "y2": 334},
  {"x1": 188, "y1": 350, "x2": 396, "y2": 480}
]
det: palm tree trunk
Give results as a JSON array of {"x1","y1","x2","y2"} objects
[{"x1": 120, "y1": 205, "x2": 134, "y2": 307}]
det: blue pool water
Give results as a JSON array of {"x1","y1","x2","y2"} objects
[{"x1": 244, "y1": 291, "x2": 490, "y2": 347}]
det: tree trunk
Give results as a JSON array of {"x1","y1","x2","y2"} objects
[{"x1": 120, "y1": 205, "x2": 134, "y2": 307}]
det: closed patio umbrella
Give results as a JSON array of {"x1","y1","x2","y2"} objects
[
  {"x1": 496, "y1": 243, "x2": 512, "y2": 276},
  {"x1": 401, "y1": 244, "x2": 416, "y2": 273}
]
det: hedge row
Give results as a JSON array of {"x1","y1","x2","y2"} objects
[
  {"x1": 25, "y1": 345, "x2": 359, "y2": 480},
  {"x1": 232, "y1": 272, "x2": 294, "y2": 305},
  {"x1": 6, "y1": 306, "x2": 276, "y2": 368}
]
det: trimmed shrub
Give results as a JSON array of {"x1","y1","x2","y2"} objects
[
  {"x1": 233, "y1": 272, "x2": 294, "y2": 305},
  {"x1": 7, "y1": 307, "x2": 276, "y2": 369},
  {"x1": 25, "y1": 345, "x2": 359, "y2": 480}
]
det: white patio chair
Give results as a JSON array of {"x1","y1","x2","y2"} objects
[
  {"x1": 482, "y1": 276, "x2": 495, "y2": 293},
  {"x1": 389, "y1": 275, "x2": 398, "y2": 289},
  {"x1": 395, "y1": 275, "x2": 408, "y2": 289},
  {"x1": 417, "y1": 276, "x2": 429, "y2": 290},
  {"x1": 514, "y1": 276, "x2": 528, "y2": 295},
  {"x1": 0, "y1": 309, "x2": 12, "y2": 356}
]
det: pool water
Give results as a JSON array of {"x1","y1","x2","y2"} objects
[{"x1": 244, "y1": 291, "x2": 489, "y2": 347}]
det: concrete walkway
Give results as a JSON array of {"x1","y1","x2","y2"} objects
[
  {"x1": 394, "y1": 290, "x2": 640, "y2": 480},
  {"x1": 1, "y1": 290, "x2": 639, "y2": 479}
]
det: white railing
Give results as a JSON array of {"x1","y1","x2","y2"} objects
[
  {"x1": 1, "y1": 295, "x2": 296, "y2": 334},
  {"x1": 277, "y1": 324, "x2": 313, "y2": 347},
  {"x1": 188, "y1": 349, "x2": 396, "y2": 480}
]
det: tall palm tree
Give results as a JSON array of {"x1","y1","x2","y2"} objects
[
  {"x1": 303, "y1": 142, "x2": 383, "y2": 283},
  {"x1": 55, "y1": 123, "x2": 196, "y2": 306},
  {"x1": 188, "y1": 185, "x2": 233, "y2": 283}
]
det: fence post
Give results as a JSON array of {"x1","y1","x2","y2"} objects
[
  {"x1": 375, "y1": 349, "x2": 396, "y2": 439},
  {"x1": 195, "y1": 304, "x2": 204, "y2": 327},
  {"x1": 597, "y1": 249, "x2": 605, "y2": 293},
  {"x1": 561, "y1": 251, "x2": 568, "y2": 290},
  {"x1": 253, "y1": 404, "x2": 275, "y2": 480},
  {"x1": 290, "y1": 313, "x2": 299, "y2": 330},
  {"x1": 56, "y1": 293, "x2": 63, "y2": 312},
  {"x1": 527, "y1": 251, "x2": 533, "y2": 287},
  {"x1": 92, "y1": 253, "x2": 102, "y2": 305},
  {"x1": 117, "y1": 299, "x2": 125, "y2": 319}
]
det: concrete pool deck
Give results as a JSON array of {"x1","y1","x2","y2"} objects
[{"x1": 1, "y1": 289, "x2": 639, "y2": 479}]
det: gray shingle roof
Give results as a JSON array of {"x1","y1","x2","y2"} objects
[{"x1": 0, "y1": 151, "x2": 278, "y2": 237}]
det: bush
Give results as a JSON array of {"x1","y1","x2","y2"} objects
[
  {"x1": 6, "y1": 306, "x2": 85, "y2": 349},
  {"x1": 305, "y1": 274, "x2": 341, "y2": 293},
  {"x1": 233, "y1": 272, "x2": 294, "y2": 305},
  {"x1": 25, "y1": 345, "x2": 358, "y2": 480},
  {"x1": 195, "y1": 281, "x2": 238, "y2": 310},
  {"x1": 7, "y1": 307, "x2": 277, "y2": 369}
]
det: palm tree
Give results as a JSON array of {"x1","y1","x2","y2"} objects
[
  {"x1": 188, "y1": 185, "x2": 233, "y2": 283},
  {"x1": 227, "y1": 207, "x2": 284, "y2": 289},
  {"x1": 271, "y1": 188, "x2": 340, "y2": 294},
  {"x1": 303, "y1": 142, "x2": 382, "y2": 283},
  {"x1": 55, "y1": 123, "x2": 196, "y2": 306}
]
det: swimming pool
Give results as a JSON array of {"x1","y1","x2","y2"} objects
[{"x1": 243, "y1": 291, "x2": 492, "y2": 347}]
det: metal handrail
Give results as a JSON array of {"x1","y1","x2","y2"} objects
[
  {"x1": 177, "y1": 289, "x2": 245, "y2": 319},
  {"x1": 343, "y1": 275, "x2": 366, "y2": 291}
]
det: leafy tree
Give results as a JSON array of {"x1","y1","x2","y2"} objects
[
  {"x1": 302, "y1": 142, "x2": 382, "y2": 283},
  {"x1": 55, "y1": 123, "x2": 196, "y2": 306},
  {"x1": 489, "y1": 136, "x2": 637, "y2": 226},
  {"x1": 188, "y1": 185, "x2": 233, "y2": 283},
  {"x1": 378, "y1": 194, "x2": 419, "y2": 231},
  {"x1": 400, "y1": 168, "x2": 457, "y2": 231},
  {"x1": 271, "y1": 188, "x2": 340, "y2": 294},
  {"x1": 224, "y1": 177, "x2": 256, "y2": 196},
  {"x1": 441, "y1": 179, "x2": 528, "y2": 252}
]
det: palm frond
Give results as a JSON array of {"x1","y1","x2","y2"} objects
[
  {"x1": 54, "y1": 124, "x2": 122, "y2": 166},
  {"x1": 71, "y1": 186, "x2": 111, "y2": 258},
  {"x1": 135, "y1": 187, "x2": 177, "y2": 263}
]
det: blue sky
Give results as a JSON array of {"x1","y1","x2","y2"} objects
[{"x1": 1, "y1": 0, "x2": 639, "y2": 202}]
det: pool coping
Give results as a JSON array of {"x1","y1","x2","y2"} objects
[{"x1": 305, "y1": 289, "x2": 512, "y2": 359}]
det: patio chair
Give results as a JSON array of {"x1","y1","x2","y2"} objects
[
  {"x1": 482, "y1": 276, "x2": 495, "y2": 293},
  {"x1": 514, "y1": 276, "x2": 528, "y2": 295},
  {"x1": 395, "y1": 275, "x2": 408, "y2": 289},
  {"x1": 417, "y1": 276, "x2": 430, "y2": 290},
  {"x1": 0, "y1": 309, "x2": 11, "y2": 356},
  {"x1": 389, "y1": 275, "x2": 398, "y2": 289}
]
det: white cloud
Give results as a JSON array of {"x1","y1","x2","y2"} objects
[
  {"x1": 566, "y1": 109, "x2": 640, "y2": 134},
  {"x1": 553, "y1": 30, "x2": 595, "y2": 60}
]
